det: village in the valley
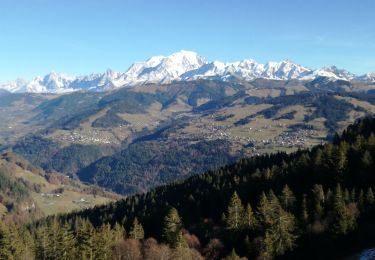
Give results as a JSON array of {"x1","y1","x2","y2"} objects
[{"x1": 52, "y1": 107, "x2": 322, "y2": 157}]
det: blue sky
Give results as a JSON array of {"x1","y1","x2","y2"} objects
[{"x1": 0, "y1": 0, "x2": 374, "y2": 81}]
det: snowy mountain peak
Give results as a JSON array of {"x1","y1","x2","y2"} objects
[
  {"x1": 42, "y1": 72, "x2": 75, "y2": 90},
  {"x1": 355, "y1": 72, "x2": 375, "y2": 82},
  {"x1": 306, "y1": 66, "x2": 355, "y2": 81},
  {"x1": 0, "y1": 51, "x2": 374, "y2": 93},
  {"x1": 123, "y1": 50, "x2": 208, "y2": 85},
  {"x1": 169, "y1": 50, "x2": 206, "y2": 64}
]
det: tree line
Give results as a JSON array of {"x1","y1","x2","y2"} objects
[{"x1": 3, "y1": 117, "x2": 375, "y2": 259}]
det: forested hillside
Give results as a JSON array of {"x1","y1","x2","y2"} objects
[
  {"x1": 8, "y1": 81, "x2": 375, "y2": 196},
  {"x1": 0, "y1": 152, "x2": 118, "y2": 227},
  {"x1": 2, "y1": 117, "x2": 375, "y2": 259},
  {"x1": 78, "y1": 139, "x2": 236, "y2": 194}
]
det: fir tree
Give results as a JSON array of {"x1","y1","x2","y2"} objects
[
  {"x1": 358, "y1": 189, "x2": 365, "y2": 211},
  {"x1": 0, "y1": 220, "x2": 13, "y2": 260},
  {"x1": 361, "y1": 150, "x2": 372, "y2": 168},
  {"x1": 312, "y1": 185, "x2": 324, "y2": 220},
  {"x1": 113, "y1": 222, "x2": 126, "y2": 242},
  {"x1": 280, "y1": 185, "x2": 296, "y2": 211},
  {"x1": 366, "y1": 187, "x2": 375, "y2": 206},
  {"x1": 57, "y1": 222, "x2": 76, "y2": 260},
  {"x1": 244, "y1": 203, "x2": 256, "y2": 229},
  {"x1": 331, "y1": 185, "x2": 356, "y2": 235},
  {"x1": 261, "y1": 207, "x2": 297, "y2": 258},
  {"x1": 163, "y1": 207, "x2": 186, "y2": 248},
  {"x1": 35, "y1": 225, "x2": 49, "y2": 260},
  {"x1": 75, "y1": 218, "x2": 95, "y2": 260},
  {"x1": 225, "y1": 191, "x2": 245, "y2": 230},
  {"x1": 94, "y1": 223, "x2": 113, "y2": 260},
  {"x1": 300, "y1": 194, "x2": 309, "y2": 224},
  {"x1": 129, "y1": 218, "x2": 144, "y2": 240},
  {"x1": 224, "y1": 248, "x2": 241, "y2": 260},
  {"x1": 257, "y1": 192, "x2": 274, "y2": 227}
]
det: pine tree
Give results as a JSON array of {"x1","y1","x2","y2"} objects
[
  {"x1": 244, "y1": 203, "x2": 256, "y2": 229},
  {"x1": 46, "y1": 216, "x2": 61, "y2": 260},
  {"x1": 358, "y1": 189, "x2": 365, "y2": 211},
  {"x1": 361, "y1": 150, "x2": 372, "y2": 168},
  {"x1": 366, "y1": 187, "x2": 375, "y2": 206},
  {"x1": 75, "y1": 218, "x2": 95, "y2": 260},
  {"x1": 280, "y1": 185, "x2": 296, "y2": 211},
  {"x1": 35, "y1": 225, "x2": 49, "y2": 260},
  {"x1": 331, "y1": 185, "x2": 356, "y2": 235},
  {"x1": 300, "y1": 194, "x2": 309, "y2": 224},
  {"x1": 57, "y1": 222, "x2": 76, "y2": 260},
  {"x1": 94, "y1": 223, "x2": 113, "y2": 260},
  {"x1": 257, "y1": 192, "x2": 274, "y2": 227},
  {"x1": 261, "y1": 207, "x2": 297, "y2": 258},
  {"x1": 113, "y1": 222, "x2": 126, "y2": 242},
  {"x1": 225, "y1": 191, "x2": 245, "y2": 230},
  {"x1": 163, "y1": 207, "x2": 186, "y2": 248},
  {"x1": 8, "y1": 225, "x2": 25, "y2": 259},
  {"x1": 268, "y1": 190, "x2": 281, "y2": 211},
  {"x1": 129, "y1": 218, "x2": 144, "y2": 240},
  {"x1": 312, "y1": 185, "x2": 324, "y2": 220},
  {"x1": 0, "y1": 220, "x2": 13, "y2": 260},
  {"x1": 333, "y1": 142, "x2": 348, "y2": 175},
  {"x1": 224, "y1": 248, "x2": 241, "y2": 260},
  {"x1": 326, "y1": 189, "x2": 333, "y2": 207},
  {"x1": 19, "y1": 228, "x2": 35, "y2": 259}
]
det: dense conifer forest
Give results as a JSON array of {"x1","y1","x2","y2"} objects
[{"x1": 2, "y1": 117, "x2": 375, "y2": 259}]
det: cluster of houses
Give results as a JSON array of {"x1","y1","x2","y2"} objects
[
  {"x1": 59, "y1": 130, "x2": 115, "y2": 145},
  {"x1": 176, "y1": 119, "x2": 319, "y2": 153},
  {"x1": 39, "y1": 192, "x2": 91, "y2": 206}
]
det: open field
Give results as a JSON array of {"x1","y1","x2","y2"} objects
[{"x1": 0, "y1": 154, "x2": 118, "y2": 217}]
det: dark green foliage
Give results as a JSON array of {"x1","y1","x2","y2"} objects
[
  {"x1": 215, "y1": 114, "x2": 235, "y2": 122},
  {"x1": 275, "y1": 111, "x2": 296, "y2": 120},
  {"x1": 0, "y1": 220, "x2": 13, "y2": 259},
  {"x1": 262, "y1": 206, "x2": 297, "y2": 257},
  {"x1": 98, "y1": 89, "x2": 156, "y2": 114},
  {"x1": 194, "y1": 90, "x2": 245, "y2": 112},
  {"x1": 244, "y1": 203, "x2": 256, "y2": 230},
  {"x1": 33, "y1": 91, "x2": 103, "y2": 129},
  {"x1": 239, "y1": 92, "x2": 361, "y2": 132},
  {"x1": 280, "y1": 184, "x2": 296, "y2": 211},
  {"x1": 78, "y1": 139, "x2": 235, "y2": 194},
  {"x1": 225, "y1": 192, "x2": 245, "y2": 230},
  {"x1": 42, "y1": 116, "x2": 375, "y2": 259},
  {"x1": 330, "y1": 184, "x2": 356, "y2": 236},
  {"x1": 129, "y1": 218, "x2": 144, "y2": 240},
  {"x1": 0, "y1": 171, "x2": 29, "y2": 199},
  {"x1": 0, "y1": 220, "x2": 34, "y2": 259},
  {"x1": 91, "y1": 111, "x2": 129, "y2": 128},
  {"x1": 12, "y1": 135, "x2": 59, "y2": 167},
  {"x1": 43, "y1": 144, "x2": 114, "y2": 174},
  {"x1": 163, "y1": 207, "x2": 186, "y2": 248},
  {"x1": 13, "y1": 136, "x2": 113, "y2": 175}
]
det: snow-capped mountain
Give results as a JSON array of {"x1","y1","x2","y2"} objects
[
  {"x1": 301, "y1": 66, "x2": 356, "y2": 81},
  {"x1": 70, "y1": 70, "x2": 127, "y2": 91},
  {"x1": 355, "y1": 72, "x2": 375, "y2": 82},
  {"x1": 0, "y1": 50, "x2": 373, "y2": 93},
  {"x1": 123, "y1": 50, "x2": 207, "y2": 85}
]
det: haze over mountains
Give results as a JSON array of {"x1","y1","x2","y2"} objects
[{"x1": 1, "y1": 50, "x2": 375, "y2": 93}]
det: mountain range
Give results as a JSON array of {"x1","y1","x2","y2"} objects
[{"x1": 1, "y1": 50, "x2": 374, "y2": 93}]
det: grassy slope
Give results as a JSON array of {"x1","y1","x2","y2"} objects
[{"x1": 0, "y1": 153, "x2": 119, "y2": 222}]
